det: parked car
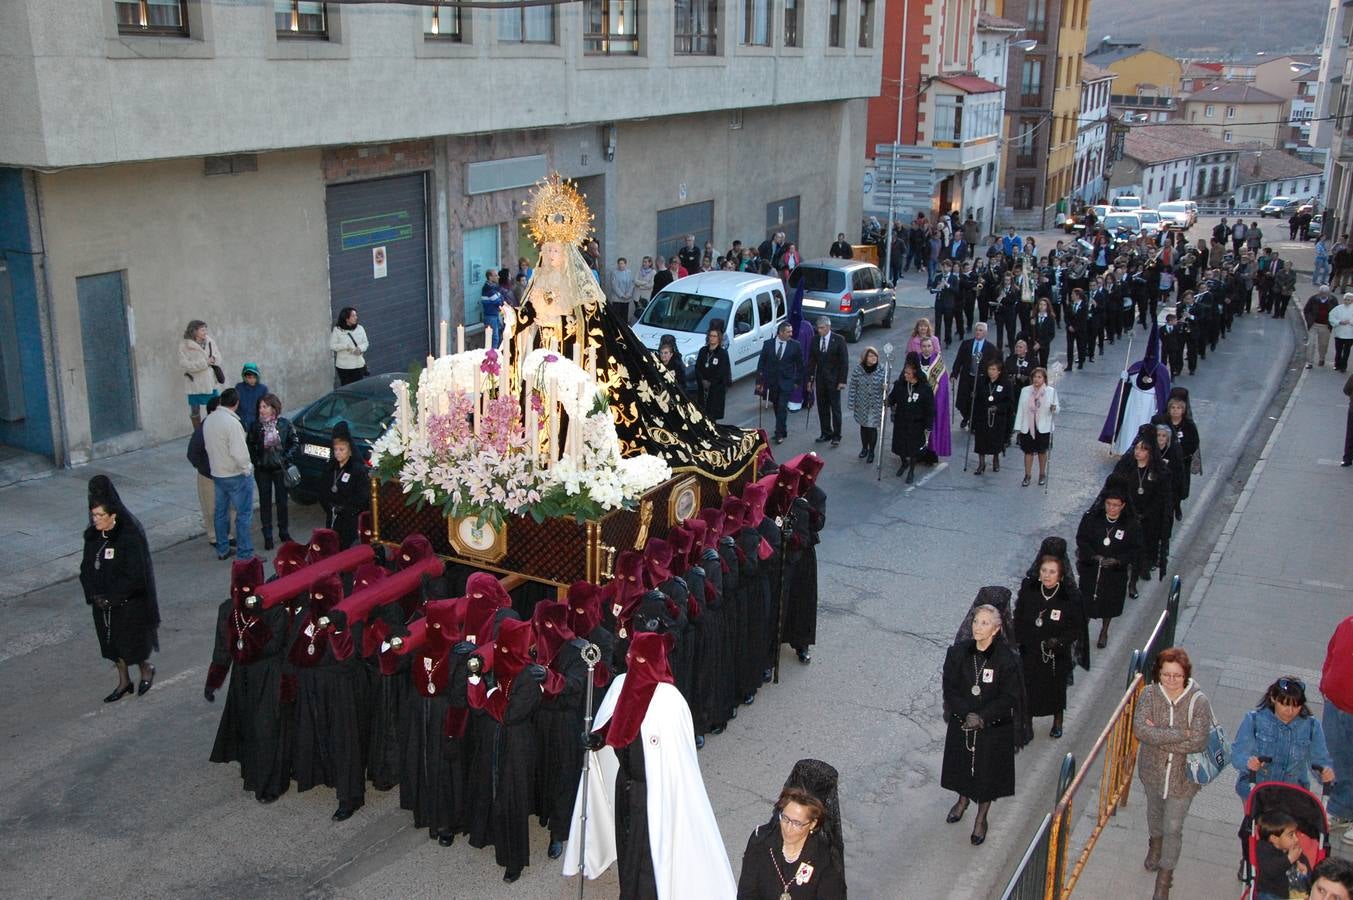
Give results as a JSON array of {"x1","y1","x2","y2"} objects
[
  {"x1": 1260, "y1": 196, "x2": 1300, "y2": 217},
  {"x1": 289, "y1": 373, "x2": 399, "y2": 504},
  {"x1": 1157, "y1": 200, "x2": 1196, "y2": 230},
  {"x1": 787, "y1": 258, "x2": 897, "y2": 343},
  {"x1": 1136, "y1": 209, "x2": 1164, "y2": 238},
  {"x1": 1307, "y1": 213, "x2": 1324, "y2": 240},
  {"x1": 633, "y1": 271, "x2": 787, "y2": 384},
  {"x1": 1112, "y1": 195, "x2": 1143, "y2": 211}
]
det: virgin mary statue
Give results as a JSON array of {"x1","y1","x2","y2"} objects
[{"x1": 501, "y1": 175, "x2": 761, "y2": 480}]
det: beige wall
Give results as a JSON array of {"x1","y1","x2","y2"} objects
[
  {"x1": 38, "y1": 151, "x2": 332, "y2": 461},
  {"x1": 1105, "y1": 50, "x2": 1183, "y2": 96},
  {"x1": 1182, "y1": 101, "x2": 1284, "y2": 147},
  {"x1": 1253, "y1": 59, "x2": 1304, "y2": 101}
]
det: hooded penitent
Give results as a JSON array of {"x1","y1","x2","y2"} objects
[
  {"x1": 87, "y1": 474, "x2": 161, "y2": 642},
  {"x1": 291, "y1": 575, "x2": 344, "y2": 665},
  {"x1": 783, "y1": 451, "x2": 825, "y2": 494},
  {"x1": 305, "y1": 528, "x2": 341, "y2": 564},
  {"x1": 227, "y1": 558, "x2": 271, "y2": 662},
  {"x1": 273, "y1": 541, "x2": 307, "y2": 577},
  {"x1": 531, "y1": 600, "x2": 575, "y2": 668},
  {"x1": 396, "y1": 534, "x2": 434, "y2": 569},
  {"x1": 603, "y1": 631, "x2": 676, "y2": 749},
  {"x1": 1100, "y1": 320, "x2": 1171, "y2": 452},
  {"x1": 641, "y1": 538, "x2": 674, "y2": 589},
  {"x1": 566, "y1": 581, "x2": 604, "y2": 638}
]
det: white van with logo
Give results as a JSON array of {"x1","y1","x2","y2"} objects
[{"x1": 631, "y1": 271, "x2": 787, "y2": 383}]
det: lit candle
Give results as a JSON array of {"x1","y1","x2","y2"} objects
[
  {"x1": 456, "y1": 323, "x2": 465, "y2": 355},
  {"x1": 439, "y1": 320, "x2": 448, "y2": 358}
]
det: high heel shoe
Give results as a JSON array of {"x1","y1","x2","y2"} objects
[
  {"x1": 970, "y1": 820, "x2": 988, "y2": 845},
  {"x1": 137, "y1": 664, "x2": 156, "y2": 696},
  {"x1": 104, "y1": 683, "x2": 134, "y2": 703},
  {"x1": 973, "y1": 461, "x2": 986, "y2": 475},
  {"x1": 1021, "y1": 475, "x2": 1031, "y2": 487},
  {"x1": 905, "y1": 462, "x2": 916, "y2": 484},
  {"x1": 992, "y1": 456, "x2": 1000, "y2": 472},
  {"x1": 946, "y1": 798, "x2": 969, "y2": 823}
]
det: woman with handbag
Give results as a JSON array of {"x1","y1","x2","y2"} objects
[
  {"x1": 179, "y1": 319, "x2": 224, "y2": 430},
  {"x1": 1133, "y1": 648, "x2": 1214, "y2": 899},
  {"x1": 246, "y1": 393, "x2": 298, "y2": 551},
  {"x1": 329, "y1": 307, "x2": 370, "y2": 385}
]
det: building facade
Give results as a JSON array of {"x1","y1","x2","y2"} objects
[
  {"x1": 1072, "y1": 62, "x2": 1115, "y2": 203},
  {"x1": 1230, "y1": 149, "x2": 1325, "y2": 208},
  {"x1": 1108, "y1": 125, "x2": 1241, "y2": 208},
  {"x1": 0, "y1": 1, "x2": 880, "y2": 464},
  {"x1": 998, "y1": 0, "x2": 1090, "y2": 229},
  {"x1": 863, "y1": 0, "x2": 1019, "y2": 229},
  {"x1": 1083, "y1": 40, "x2": 1181, "y2": 99},
  {"x1": 1180, "y1": 83, "x2": 1286, "y2": 148}
]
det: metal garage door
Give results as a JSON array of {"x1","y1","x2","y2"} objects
[
  {"x1": 76, "y1": 271, "x2": 137, "y2": 443},
  {"x1": 325, "y1": 173, "x2": 430, "y2": 378}
]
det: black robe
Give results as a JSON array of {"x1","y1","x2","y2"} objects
[
  {"x1": 486, "y1": 666, "x2": 547, "y2": 873},
  {"x1": 321, "y1": 456, "x2": 371, "y2": 549},
  {"x1": 887, "y1": 377, "x2": 935, "y2": 459},
  {"x1": 713, "y1": 537, "x2": 743, "y2": 728},
  {"x1": 970, "y1": 375, "x2": 1014, "y2": 455},
  {"x1": 940, "y1": 639, "x2": 1020, "y2": 802},
  {"x1": 694, "y1": 345, "x2": 732, "y2": 421},
  {"x1": 782, "y1": 489, "x2": 824, "y2": 651},
  {"x1": 615, "y1": 734, "x2": 659, "y2": 900},
  {"x1": 736, "y1": 525, "x2": 772, "y2": 700},
  {"x1": 288, "y1": 613, "x2": 368, "y2": 809},
  {"x1": 534, "y1": 639, "x2": 589, "y2": 842},
  {"x1": 1153, "y1": 414, "x2": 1200, "y2": 503},
  {"x1": 400, "y1": 643, "x2": 471, "y2": 836},
  {"x1": 1012, "y1": 580, "x2": 1084, "y2": 717},
  {"x1": 1075, "y1": 510, "x2": 1141, "y2": 620},
  {"x1": 366, "y1": 602, "x2": 411, "y2": 792},
  {"x1": 1111, "y1": 457, "x2": 1174, "y2": 574},
  {"x1": 692, "y1": 548, "x2": 734, "y2": 734},
  {"x1": 80, "y1": 520, "x2": 157, "y2": 665},
  {"x1": 208, "y1": 600, "x2": 291, "y2": 801}
]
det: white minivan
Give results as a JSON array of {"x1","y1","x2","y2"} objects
[{"x1": 631, "y1": 271, "x2": 786, "y2": 383}]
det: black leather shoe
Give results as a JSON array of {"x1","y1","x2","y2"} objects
[
  {"x1": 104, "y1": 683, "x2": 134, "y2": 703},
  {"x1": 137, "y1": 665, "x2": 156, "y2": 696},
  {"x1": 1050, "y1": 724, "x2": 1064, "y2": 739},
  {"x1": 264, "y1": 537, "x2": 275, "y2": 551},
  {"x1": 333, "y1": 803, "x2": 361, "y2": 822},
  {"x1": 946, "y1": 799, "x2": 969, "y2": 823},
  {"x1": 896, "y1": 464, "x2": 907, "y2": 477},
  {"x1": 256, "y1": 794, "x2": 278, "y2": 805},
  {"x1": 815, "y1": 435, "x2": 831, "y2": 443},
  {"x1": 695, "y1": 735, "x2": 705, "y2": 750},
  {"x1": 439, "y1": 832, "x2": 455, "y2": 847},
  {"x1": 796, "y1": 649, "x2": 811, "y2": 664},
  {"x1": 1129, "y1": 584, "x2": 1139, "y2": 599},
  {"x1": 547, "y1": 840, "x2": 563, "y2": 859},
  {"x1": 866, "y1": 450, "x2": 875, "y2": 464},
  {"x1": 858, "y1": 447, "x2": 869, "y2": 459},
  {"x1": 971, "y1": 821, "x2": 988, "y2": 845},
  {"x1": 710, "y1": 724, "x2": 726, "y2": 735},
  {"x1": 762, "y1": 668, "x2": 773, "y2": 684},
  {"x1": 743, "y1": 693, "x2": 756, "y2": 706},
  {"x1": 503, "y1": 868, "x2": 523, "y2": 884},
  {"x1": 217, "y1": 549, "x2": 235, "y2": 561}
]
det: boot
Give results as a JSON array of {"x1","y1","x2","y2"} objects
[
  {"x1": 866, "y1": 446, "x2": 875, "y2": 464},
  {"x1": 264, "y1": 532, "x2": 275, "y2": 552},
  {"x1": 1144, "y1": 837, "x2": 1161, "y2": 871},
  {"x1": 905, "y1": 460, "x2": 916, "y2": 484},
  {"x1": 1152, "y1": 868, "x2": 1172, "y2": 899},
  {"x1": 1096, "y1": 622, "x2": 1109, "y2": 649},
  {"x1": 190, "y1": 413, "x2": 202, "y2": 431},
  {"x1": 992, "y1": 455, "x2": 1000, "y2": 473}
]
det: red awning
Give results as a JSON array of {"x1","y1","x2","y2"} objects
[{"x1": 937, "y1": 74, "x2": 1005, "y2": 94}]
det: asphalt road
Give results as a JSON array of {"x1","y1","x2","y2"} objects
[{"x1": 0, "y1": 217, "x2": 1309, "y2": 899}]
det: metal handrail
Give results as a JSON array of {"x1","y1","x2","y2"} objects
[{"x1": 1001, "y1": 754, "x2": 1077, "y2": 900}]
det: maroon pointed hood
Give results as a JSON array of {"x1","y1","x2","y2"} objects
[
  {"x1": 230, "y1": 558, "x2": 265, "y2": 610},
  {"x1": 740, "y1": 481, "x2": 770, "y2": 525},
  {"x1": 642, "y1": 538, "x2": 674, "y2": 588},
  {"x1": 305, "y1": 528, "x2": 341, "y2": 564},
  {"x1": 532, "y1": 599, "x2": 575, "y2": 667},
  {"x1": 396, "y1": 533, "x2": 435, "y2": 569},
  {"x1": 603, "y1": 631, "x2": 676, "y2": 749},
  {"x1": 566, "y1": 581, "x2": 604, "y2": 637},
  {"x1": 273, "y1": 541, "x2": 307, "y2": 577}
]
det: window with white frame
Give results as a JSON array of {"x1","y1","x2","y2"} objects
[
  {"x1": 498, "y1": 0, "x2": 555, "y2": 43},
  {"x1": 116, "y1": 0, "x2": 188, "y2": 35},
  {"x1": 1204, "y1": 104, "x2": 1215, "y2": 117},
  {"x1": 585, "y1": 0, "x2": 638, "y2": 54},
  {"x1": 1225, "y1": 106, "x2": 1235, "y2": 119},
  {"x1": 1223, "y1": 130, "x2": 1232, "y2": 142}
]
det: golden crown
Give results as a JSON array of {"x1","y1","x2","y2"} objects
[{"x1": 523, "y1": 172, "x2": 594, "y2": 248}]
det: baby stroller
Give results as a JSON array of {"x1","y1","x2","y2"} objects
[{"x1": 1238, "y1": 778, "x2": 1330, "y2": 898}]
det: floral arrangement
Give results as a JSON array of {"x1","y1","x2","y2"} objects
[{"x1": 372, "y1": 347, "x2": 671, "y2": 528}]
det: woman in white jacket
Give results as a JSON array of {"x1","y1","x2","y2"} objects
[
  {"x1": 179, "y1": 319, "x2": 224, "y2": 429},
  {"x1": 1329, "y1": 291, "x2": 1353, "y2": 373},
  {"x1": 329, "y1": 307, "x2": 370, "y2": 385},
  {"x1": 1011, "y1": 366, "x2": 1058, "y2": 486}
]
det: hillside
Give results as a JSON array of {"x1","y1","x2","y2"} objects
[{"x1": 1086, "y1": 0, "x2": 1325, "y2": 58}]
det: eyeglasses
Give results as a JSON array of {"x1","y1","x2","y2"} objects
[
  {"x1": 1277, "y1": 677, "x2": 1306, "y2": 694},
  {"x1": 778, "y1": 812, "x2": 813, "y2": 830},
  {"x1": 1158, "y1": 672, "x2": 1185, "y2": 681}
]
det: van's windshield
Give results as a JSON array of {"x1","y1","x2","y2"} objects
[{"x1": 638, "y1": 291, "x2": 733, "y2": 333}]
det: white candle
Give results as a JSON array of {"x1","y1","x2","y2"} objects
[
  {"x1": 525, "y1": 398, "x2": 538, "y2": 465},
  {"x1": 472, "y1": 369, "x2": 482, "y2": 435},
  {"x1": 439, "y1": 320, "x2": 448, "y2": 358},
  {"x1": 547, "y1": 382, "x2": 558, "y2": 465},
  {"x1": 456, "y1": 323, "x2": 465, "y2": 355}
]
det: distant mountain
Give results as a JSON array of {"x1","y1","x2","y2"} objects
[{"x1": 1086, "y1": 0, "x2": 1324, "y2": 58}]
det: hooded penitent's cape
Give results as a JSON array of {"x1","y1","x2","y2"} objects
[{"x1": 1099, "y1": 321, "x2": 1171, "y2": 453}]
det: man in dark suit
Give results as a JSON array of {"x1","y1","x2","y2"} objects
[
  {"x1": 756, "y1": 321, "x2": 805, "y2": 444},
  {"x1": 951, "y1": 322, "x2": 1000, "y2": 429},
  {"x1": 808, "y1": 317, "x2": 850, "y2": 446},
  {"x1": 829, "y1": 233, "x2": 853, "y2": 259},
  {"x1": 758, "y1": 231, "x2": 786, "y2": 270}
]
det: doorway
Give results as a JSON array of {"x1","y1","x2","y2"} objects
[{"x1": 76, "y1": 271, "x2": 137, "y2": 443}]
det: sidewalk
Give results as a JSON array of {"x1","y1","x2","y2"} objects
[
  {"x1": 0, "y1": 440, "x2": 211, "y2": 597},
  {"x1": 1075, "y1": 360, "x2": 1353, "y2": 893}
]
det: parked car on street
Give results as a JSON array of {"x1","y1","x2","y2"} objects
[
  {"x1": 633, "y1": 271, "x2": 786, "y2": 385},
  {"x1": 1308, "y1": 213, "x2": 1324, "y2": 240},
  {"x1": 787, "y1": 258, "x2": 897, "y2": 343},
  {"x1": 1112, "y1": 195, "x2": 1143, "y2": 211},
  {"x1": 289, "y1": 373, "x2": 398, "y2": 504},
  {"x1": 1102, "y1": 211, "x2": 1143, "y2": 239},
  {"x1": 1136, "y1": 209, "x2": 1164, "y2": 238},
  {"x1": 1260, "y1": 196, "x2": 1300, "y2": 217}
]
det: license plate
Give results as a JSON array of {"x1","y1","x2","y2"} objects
[
  {"x1": 303, "y1": 443, "x2": 330, "y2": 460},
  {"x1": 801, "y1": 298, "x2": 828, "y2": 309}
]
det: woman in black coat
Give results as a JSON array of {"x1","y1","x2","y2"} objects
[
  {"x1": 737, "y1": 785, "x2": 847, "y2": 899},
  {"x1": 941, "y1": 603, "x2": 1021, "y2": 846},
  {"x1": 246, "y1": 392, "x2": 298, "y2": 551},
  {"x1": 1111, "y1": 426, "x2": 1175, "y2": 584},
  {"x1": 1152, "y1": 390, "x2": 1200, "y2": 520},
  {"x1": 1026, "y1": 298, "x2": 1058, "y2": 369},
  {"x1": 80, "y1": 475, "x2": 159, "y2": 702},
  {"x1": 970, "y1": 359, "x2": 1013, "y2": 474},
  {"x1": 888, "y1": 355, "x2": 935, "y2": 483},
  {"x1": 1013, "y1": 554, "x2": 1085, "y2": 739},
  {"x1": 694, "y1": 327, "x2": 732, "y2": 422},
  {"x1": 321, "y1": 427, "x2": 370, "y2": 550},
  {"x1": 1076, "y1": 482, "x2": 1142, "y2": 649}
]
